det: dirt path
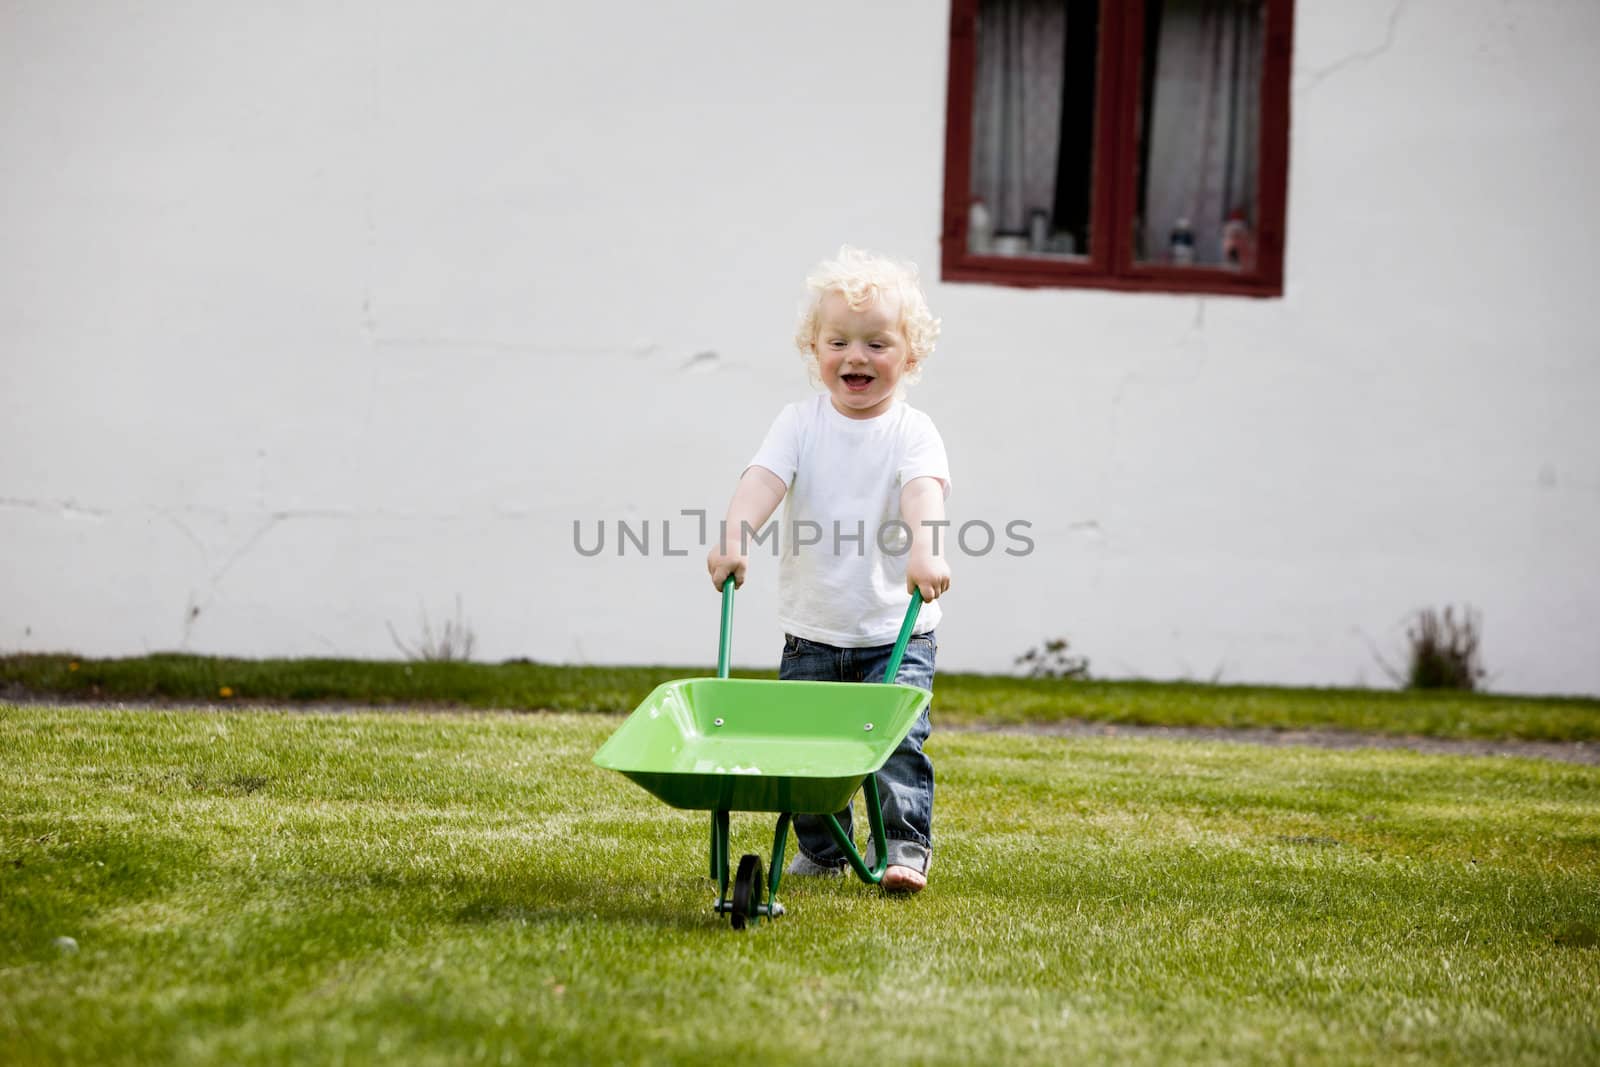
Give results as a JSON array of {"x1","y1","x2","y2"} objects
[{"x1": 954, "y1": 720, "x2": 1600, "y2": 766}]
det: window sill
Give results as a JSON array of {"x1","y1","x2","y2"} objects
[{"x1": 941, "y1": 251, "x2": 1283, "y2": 298}]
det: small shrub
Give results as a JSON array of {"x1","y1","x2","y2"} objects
[
  {"x1": 1014, "y1": 637, "x2": 1090, "y2": 680},
  {"x1": 1405, "y1": 606, "x2": 1485, "y2": 691},
  {"x1": 387, "y1": 596, "x2": 476, "y2": 663}
]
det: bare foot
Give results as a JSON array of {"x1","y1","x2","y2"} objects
[{"x1": 880, "y1": 864, "x2": 927, "y2": 894}]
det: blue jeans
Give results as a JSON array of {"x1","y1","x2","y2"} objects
[{"x1": 780, "y1": 630, "x2": 936, "y2": 874}]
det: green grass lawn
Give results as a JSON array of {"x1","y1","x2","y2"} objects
[
  {"x1": 5, "y1": 653, "x2": 1599, "y2": 741},
  {"x1": 2, "y1": 704, "x2": 1597, "y2": 1065}
]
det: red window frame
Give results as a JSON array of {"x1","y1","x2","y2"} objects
[{"x1": 940, "y1": 0, "x2": 1295, "y2": 297}]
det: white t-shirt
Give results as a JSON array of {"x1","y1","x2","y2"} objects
[{"x1": 747, "y1": 394, "x2": 951, "y2": 647}]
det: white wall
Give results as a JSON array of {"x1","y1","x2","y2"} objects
[{"x1": 3, "y1": 0, "x2": 1597, "y2": 694}]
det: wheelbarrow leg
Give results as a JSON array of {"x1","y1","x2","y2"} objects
[
  {"x1": 820, "y1": 775, "x2": 890, "y2": 884},
  {"x1": 710, "y1": 808, "x2": 730, "y2": 905},
  {"x1": 768, "y1": 813, "x2": 792, "y2": 908}
]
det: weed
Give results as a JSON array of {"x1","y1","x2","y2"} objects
[
  {"x1": 1014, "y1": 637, "x2": 1090, "y2": 680},
  {"x1": 1406, "y1": 606, "x2": 1486, "y2": 691},
  {"x1": 386, "y1": 596, "x2": 476, "y2": 663}
]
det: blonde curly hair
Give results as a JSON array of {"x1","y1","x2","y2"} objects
[{"x1": 793, "y1": 246, "x2": 940, "y2": 389}]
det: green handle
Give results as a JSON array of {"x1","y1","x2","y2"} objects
[
  {"x1": 881, "y1": 589, "x2": 924, "y2": 684},
  {"x1": 714, "y1": 579, "x2": 924, "y2": 685},
  {"x1": 717, "y1": 577, "x2": 736, "y2": 679}
]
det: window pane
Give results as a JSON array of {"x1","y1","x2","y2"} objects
[
  {"x1": 1135, "y1": 0, "x2": 1264, "y2": 269},
  {"x1": 968, "y1": 0, "x2": 1099, "y2": 260}
]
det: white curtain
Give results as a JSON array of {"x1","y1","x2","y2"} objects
[
  {"x1": 970, "y1": 0, "x2": 1067, "y2": 235},
  {"x1": 1142, "y1": 0, "x2": 1263, "y2": 265}
]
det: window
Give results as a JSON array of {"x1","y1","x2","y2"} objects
[{"x1": 941, "y1": 0, "x2": 1294, "y2": 297}]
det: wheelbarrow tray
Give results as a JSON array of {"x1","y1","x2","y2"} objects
[{"x1": 594, "y1": 677, "x2": 930, "y2": 814}]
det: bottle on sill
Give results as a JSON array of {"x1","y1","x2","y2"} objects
[
  {"x1": 1221, "y1": 209, "x2": 1254, "y2": 271},
  {"x1": 1169, "y1": 217, "x2": 1195, "y2": 265},
  {"x1": 1028, "y1": 209, "x2": 1050, "y2": 253},
  {"x1": 968, "y1": 198, "x2": 993, "y2": 254}
]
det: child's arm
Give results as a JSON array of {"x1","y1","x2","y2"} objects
[
  {"x1": 901, "y1": 476, "x2": 952, "y2": 601},
  {"x1": 706, "y1": 466, "x2": 787, "y2": 590}
]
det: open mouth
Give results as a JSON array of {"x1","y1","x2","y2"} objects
[{"x1": 841, "y1": 373, "x2": 875, "y2": 391}]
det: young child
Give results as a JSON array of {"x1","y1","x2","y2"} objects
[{"x1": 706, "y1": 246, "x2": 951, "y2": 894}]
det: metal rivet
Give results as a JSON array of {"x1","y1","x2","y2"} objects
[
  {"x1": 713, "y1": 718, "x2": 724, "y2": 727},
  {"x1": 864, "y1": 723, "x2": 874, "y2": 731}
]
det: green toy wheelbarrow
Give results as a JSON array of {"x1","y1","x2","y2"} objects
[{"x1": 592, "y1": 581, "x2": 929, "y2": 928}]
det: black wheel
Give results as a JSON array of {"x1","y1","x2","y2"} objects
[{"x1": 730, "y1": 853, "x2": 763, "y2": 930}]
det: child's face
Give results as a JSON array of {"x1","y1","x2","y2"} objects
[{"x1": 813, "y1": 289, "x2": 914, "y2": 420}]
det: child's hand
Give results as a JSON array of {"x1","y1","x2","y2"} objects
[
  {"x1": 707, "y1": 546, "x2": 748, "y2": 591},
  {"x1": 906, "y1": 553, "x2": 951, "y2": 602}
]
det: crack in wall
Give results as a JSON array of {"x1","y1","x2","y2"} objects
[
  {"x1": 163, "y1": 512, "x2": 213, "y2": 572},
  {"x1": 371, "y1": 335, "x2": 682, "y2": 358},
  {"x1": 161, "y1": 510, "x2": 282, "y2": 649},
  {"x1": 0, "y1": 497, "x2": 110, "y2": 520},
  {"x1": 1298, "y1": 0, "x2": 1407, "y2": 94},
  {"x1": 8, "y1": 498, "x2": 522, "y2": 650}
]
